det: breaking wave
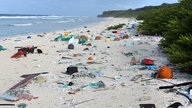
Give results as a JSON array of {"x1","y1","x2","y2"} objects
[
  {"x1": 0, "y1": 16, "x2": 65, "y2": 20},
  {"x1": 9, "y1": 23, "x2": 33, "y2": 27},
  {"x1": 55, "y1": 20, "x2": 74, "y2": 23}
]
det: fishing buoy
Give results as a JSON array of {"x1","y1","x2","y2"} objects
[{"x1": 64, "y1": 32, "x2": 68, "y2": 36}]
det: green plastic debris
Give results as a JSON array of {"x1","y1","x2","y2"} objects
[
  {"x1": 88, "y1": 81, "x2": 105, "y2": 88},
  {"x1": 54, "y1": 35, "x2": 72, "y2": 41},
  {"x1": 98, "y1": 66, "x2": 107, "y2": 70},
  {"x1": 88, "y1": 68, "x2": 97, "y2": 72},
  {"x1": 17, "y1": 103, "x2": 27, "y2": 108},
  {"x1": 78, "y1": 39, "x2": 87, "y2": 44},
  {"x1": 76, "y1": 62, "x2": 83, "y2": 66},
  {"x1": 57, "y1": 82, "x2": 68, "y2": 88},
  {"x1": 61, "y1": 84, "x2": 68, "y2": 88},
  {"x1": 93, "y1": 45, "x2": 97, "y2": 48},
  {"x1": 81, "y1": 81, "x2": 105, "y2": 89},
  {"x1": 0, "y1": 45, "x2": 7, "y2": 51},
  {"x1": 124, "y1": 52, "x2": 133, "y2": 57}
]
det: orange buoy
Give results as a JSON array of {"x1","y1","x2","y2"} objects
[{"x1": 155, "y1": 66, "x2": 173, "y2": 79}]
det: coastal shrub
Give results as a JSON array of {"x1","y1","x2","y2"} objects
[
  {"x1": 139, "y1": 5, "x2": 178, "y2": 36},
  {"x1": 139, "y1": 0, "x2": 192, "y2": 72},
  {"x1": 165, "y1": 34, "x2": 192, "y2": 72},
  {"x1": 162, "y1": 0, "x2": 192, "y2": 72},
  {"x1": 107, "y1": 23, "x2": 126, "y2": 30},
  {"x1": 98, "y1": 3, "x2": 177, "y2": 18}
]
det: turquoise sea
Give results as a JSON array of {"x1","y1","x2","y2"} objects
[{"x1": 0, "y1": 16, "x2": 105, "y2": 37}]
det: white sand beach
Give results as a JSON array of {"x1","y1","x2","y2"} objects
[{"x1": 0, "y1": 18, "x2": 191, "y2": 108}]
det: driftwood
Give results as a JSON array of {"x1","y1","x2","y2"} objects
[
  {"x1": 61, "y1": 56, "x2": 73, "y2": 59},
  {"x1": 139, "y1": 104, "x2": 156, "y2": 108},
  {"x1": 177, "y1": 91, "x2": 192, "y2": 103},
  {"x1": 159, "y1": 81, "x2": 192, "y2": 89},
  {"x1": 20, "y1": 72, "x2": 49, "y2": 78},
  {"x1": 158, "y1": 80, "x2": 192, "y2": 103},
  {"x1": 5, "y1": 72, "x2": 48, "y2": 94},
  {"x1": 101, "y1": 76, "x2": 114, "y2": 80},
  {"x1": 131, "y1": 75, "x2": 142, "y2": 81},
  {"x1": 73, "y1": 98, "x2": 96, "y2": 106},
  {"x1": 5, "y1": 75, "x2": 35, "y2": 94},
  {"x1": 0, "y1": 104, "x2": 15, "y2": 106},
  {"x1": 87, "y1": 61, "x2": 103, "y2": 64},
  {"x1": 68, "y1": 89, "x2": 80, "y2": 94}
]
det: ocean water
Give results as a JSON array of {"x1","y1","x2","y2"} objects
[{"x1": 0, "y1": 16, "x2": 105, "y2": 37}]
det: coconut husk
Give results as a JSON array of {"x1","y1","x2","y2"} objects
[
  {"x1": 80, "y1": 35, "x2": 88, "y2": 40},
  {"x1": 86, "y1": 43, "x2": 92, "y2": 46},
  {"x1": 88, "y1": 57, "x2": 94, "y2": 60},
  {"x1": 114, "y1": 37, "x2": 120, "y2": 41},
  {"x1": 95, "y1": 36, "x2": 102, "y2": 40},
  {"x1": 122, "y1": 34, "x2": 129, "y2": 39}
]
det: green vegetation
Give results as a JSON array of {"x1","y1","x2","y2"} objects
[
  {"x1": 97, "y1": 3, "x2": 177, "y2": 18},
  {"x1": 98, "y1": 0, "x2": 192, "y2": 73},
  {"x1": 165, "y1": 35, "x2": 192, "y2": 71},
  {"x1": 139, "y1": 0, "x2": 192, "y2": 72},
  {"x1": 107, "y1": 23, "x2": 126, "y2": 30},
  {"x1": 99, "y1": 0, "x2": 192, "y2": 72}
]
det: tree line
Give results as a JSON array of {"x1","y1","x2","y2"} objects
[
  {"x1": 139, "y1": 0, "x2": 192, "y2": 72},
  {"x1": 97, "y1": 3, "x2": 177, "y2": 18}
]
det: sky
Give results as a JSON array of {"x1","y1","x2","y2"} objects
[{"x1": 0, "y1": 0, "x2": 179, "y2": 16}]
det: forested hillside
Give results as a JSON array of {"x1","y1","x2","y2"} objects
[
  {"x1": 97, "y1": 3, "x2": 177, "y2": 18},
  {"x1": 140, "y1": 0, "x2": 192, "y2": 72}
]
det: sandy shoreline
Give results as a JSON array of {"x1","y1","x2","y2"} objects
[{"x1": 0, "y1": 18, "x2": 191, "y2": 108}]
